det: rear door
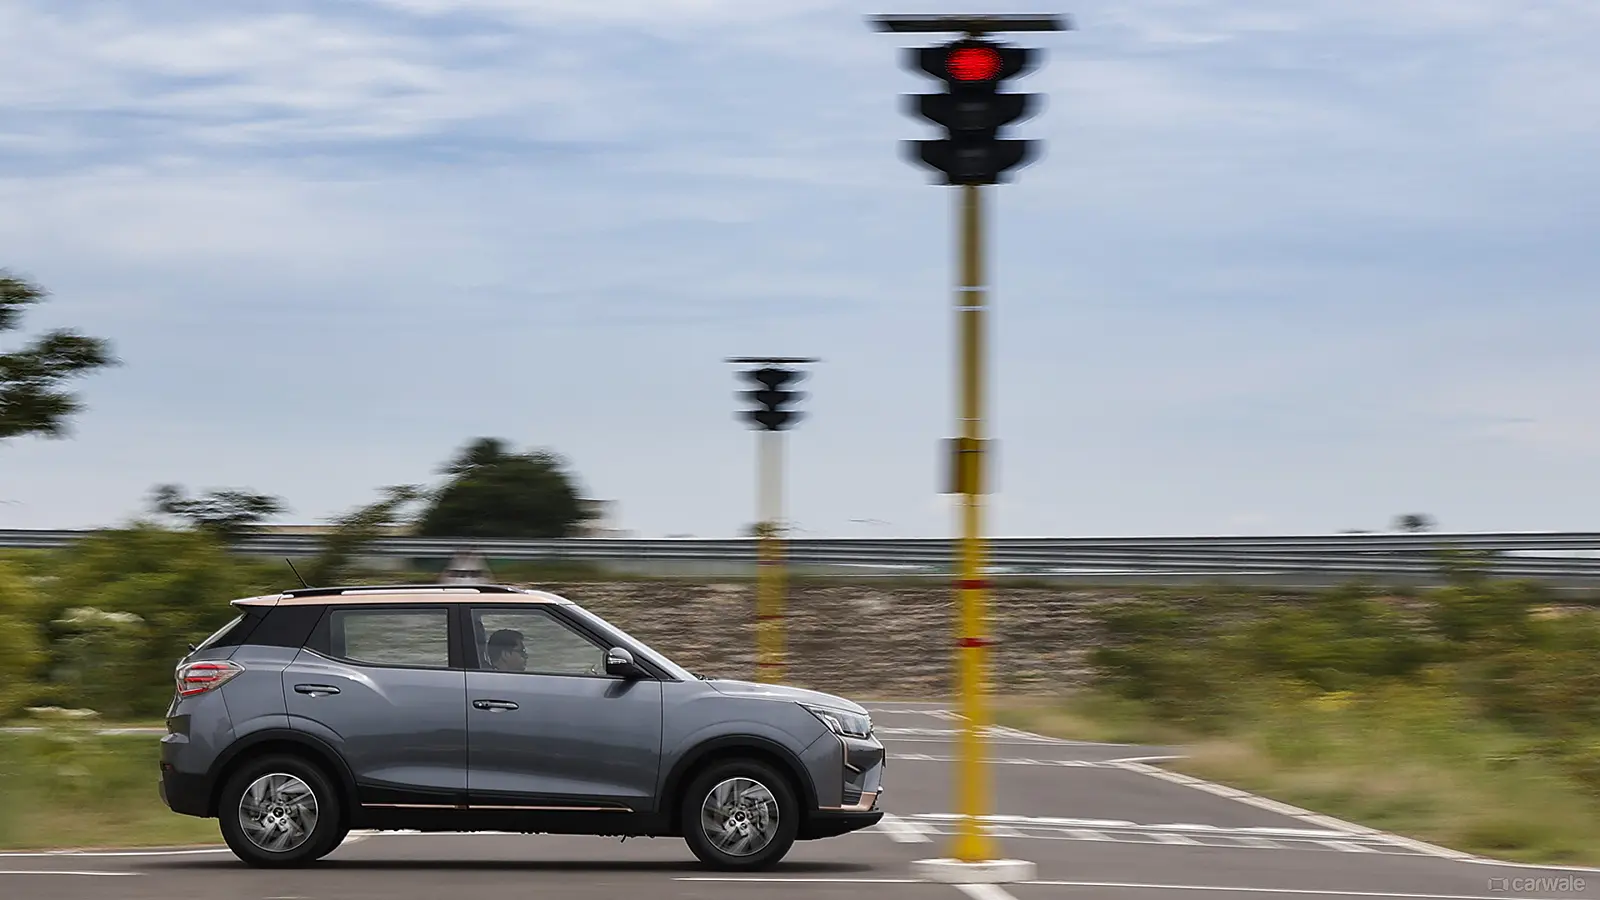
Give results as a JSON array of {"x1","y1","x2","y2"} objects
[
  {"x1": 463, "y1": 604, "x2": 663, "y2": 810},
  {"x1": 283, "y1": 603, "x2": 468, "y2": 807}
]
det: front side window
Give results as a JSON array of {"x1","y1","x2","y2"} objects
[
  {"x1": 473, "y1": 608, "x2": 605, "y2": 677},
  {"x1": 329, "y1": 608, "x2": 450, "y2": 668}
]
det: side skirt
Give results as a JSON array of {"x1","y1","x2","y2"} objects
[{"x1": 351, "y1": 805, "x2": 673, "y2": 837}]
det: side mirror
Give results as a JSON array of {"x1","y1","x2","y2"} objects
[{"x1": 605, "y1": 647, "x2": 647, "y2": 679}]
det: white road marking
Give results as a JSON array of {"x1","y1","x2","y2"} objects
[
  {"x1": 887, "y1": 813, "x2": 1412, "y2": 856},
  {"x1": 1026, "y1": 881, "x2": 1590, "y2": 900},
  {"x1": 955, "y1": 883, "x2": 1021, "y2": 900},
  {"x1": 677, "y1": 876, "x2": 921, "y2": 883},
  {"x1": 0, "y1": 870, "x2": 141, "y2": 877},
  {"x1": 966, "y1": 715, "x2": 1600, "y2": 874},
  {"x1": 0, "y1": 847, "x2": 231, "y2": 858},
  {"x1": 873, "y1": 812, "x2": 934, "y2": 843},
  {"x1": 1320, "y1": 840, "x2": 1378, "y2": 853}
]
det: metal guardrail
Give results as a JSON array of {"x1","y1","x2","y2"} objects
[{"x1": 4, "y1": 528, "x2": 1600, "y2": 583}]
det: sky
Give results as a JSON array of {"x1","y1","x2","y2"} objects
[{"x1": 3, "y1": 0, "x2": 1600, "y2": 539}]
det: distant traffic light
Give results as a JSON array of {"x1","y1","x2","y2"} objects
[
  {"x1": 903, "y1": 37, "x2": 1040, "y2": 185},
  {"x1": 738, "y1": 366, "x2": 806, "y2": 431}
]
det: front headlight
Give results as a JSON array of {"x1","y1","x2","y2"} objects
[{"x1": 802, "y1": 704, "x2": 872, "y2": 739}]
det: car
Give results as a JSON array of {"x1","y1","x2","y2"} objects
[{"x1": 158, "y1": 583, "x2": 884, "y2": 869}]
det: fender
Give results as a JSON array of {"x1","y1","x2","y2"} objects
[
  {"x1": 658, "y1": 733, "x2": 820, "y2": 815},
  {"x1": 204, "y1": 727, "x2": 359, "y2": 815}
]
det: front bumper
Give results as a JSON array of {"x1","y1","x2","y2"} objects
[
  {"x1": 839, "y1": 733, "x2": 885, "y2": 808},
  {"x1": 802, "y1": 731, "x2": 885, "y2": 839}
]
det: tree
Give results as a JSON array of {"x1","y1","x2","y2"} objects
[
  {"x1": 0, "y1": 270, "x2": 118, "y2": 443},
  {"x1": 1395, "y1": 514, "x2": 1435, "y2": 533},
  {"x1": 302, "y1": 485, "x2": 422, "y2": 587},
  {"x1": 415, "y1": 438, "x2": 593, "y2": 539},
  {"x1": 148, "y1": 484, "x2": 286, "y2": 543}
]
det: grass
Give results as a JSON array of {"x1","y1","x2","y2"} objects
[
  {"x1": 994, "y1": 688, "x2": 1600, "y2": 868},
  {"x1": 0, "y1": 732, "x2": 221, "y2": 850}
]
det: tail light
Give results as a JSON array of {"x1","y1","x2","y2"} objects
[{"x1": 176, "y1": 660, "x2": 244, "y2": 698}]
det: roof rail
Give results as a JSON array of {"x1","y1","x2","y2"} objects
[{"x1": 283, "y1": 584, "x2": 523, "y2": 598}]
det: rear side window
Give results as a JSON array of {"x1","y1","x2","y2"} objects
[
  {"x1": 324, "y1": 608, "x2": 450, "y2": 669},
  {"x1": 247, "y1": 605, "x2": 324, "y2": 648},
  {"x1": 195, "y1": 614, "x2": 253, "y2": 652}
]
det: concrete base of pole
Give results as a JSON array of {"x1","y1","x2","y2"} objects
[{"x1": 910, "y1": 858, "x2": 1037, "y2": 884}]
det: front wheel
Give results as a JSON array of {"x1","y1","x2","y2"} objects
[
  {"x1": 681, "y1": 758, "x2": 799, "y2": 871},
  {"x1": 217, "y1": 754, "x2": 344, "y2": 868}
]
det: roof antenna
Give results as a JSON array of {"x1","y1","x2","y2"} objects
[{"x1": 286, "y1": 558, "x2": 309, "y2": 588}]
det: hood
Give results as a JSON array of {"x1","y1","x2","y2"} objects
[{"x1": 704, "y1": 679, "x2": 868, "y2": 715}]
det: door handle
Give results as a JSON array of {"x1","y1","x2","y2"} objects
[
  {"x1": 473, "y1": 699, "x2": 519, "y2": 711},
  {"x1": 294, "y1": 684, "x2": 341, "y2": 696}
]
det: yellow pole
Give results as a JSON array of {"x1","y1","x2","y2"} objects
[
  {"x1": 951, "y1": 182, "x2": 996, "y2": 863},
  {"x1": 756, "y1": 428, "x2": 785, "y2": 683}
]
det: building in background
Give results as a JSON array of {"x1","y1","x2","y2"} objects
[{"x1": 575, "y1": 499, "x2": 632, "y2": 538}]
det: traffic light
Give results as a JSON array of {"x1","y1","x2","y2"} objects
[
  {"x1": 738, "y1": 366, "x2": 806, "y2": 431},
  {"x1": 903, "y1": 37, "x2": 1040, "y2": 185}
]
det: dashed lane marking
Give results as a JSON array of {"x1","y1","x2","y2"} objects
[
  {"x1": 956, "y1": 883, "x2": 1022, "y2": 900},
  {"x1": 871, "y1": 813, "x2": 1431, "y2": 857},
  {"x1": 875, "y1": 812, "x2": 934, "y2": 843}
]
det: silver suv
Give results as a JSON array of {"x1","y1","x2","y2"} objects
[{"x1": 158, "y1": 584, "x2": 885, "y2": 869}]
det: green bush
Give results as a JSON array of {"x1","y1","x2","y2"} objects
[
  {"x1": 0, "y1": 562, "x2": 46, "y2": 720},
  {"x1": 27, "y1": 524, "x2": 286, "y2": 718},
  {"x1": 1086, "y1": 580, "x2": 1600, "y2": 770}
]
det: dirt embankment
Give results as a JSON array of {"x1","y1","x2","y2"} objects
[{"x1": 530, "y1": 582, "x2": 1135, "y2": 699}]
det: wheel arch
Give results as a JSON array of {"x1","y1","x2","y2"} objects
[
  {"x1": 660, "y1": 734, "x2": 819, "y2": 828},
  {"x1": 205, "y1": 728, "x2": 358, "y2": 824}
]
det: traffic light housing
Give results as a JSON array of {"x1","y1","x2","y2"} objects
[
  {"x1": 902, "y1": 38, "x2": 1041, "y2": 185},
  {"x1": 738, "y1": 366, "x2": 806, "y2": 431}
]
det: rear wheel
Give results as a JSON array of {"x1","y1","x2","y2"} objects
[
  {"x1": 681, "y1": 758, "x2": 799, "y2": 871},
  {"x1": 217, "y1": 754, "x2": 343, "y2": 868}
]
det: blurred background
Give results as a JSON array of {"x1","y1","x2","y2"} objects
[{"x1": 2, "y1": 0, "x2": 1599, "y2": 875}]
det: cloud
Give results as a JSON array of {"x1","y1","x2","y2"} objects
[{"x1": 3, "y1": 0, "x2": 1599, "y2": 537}]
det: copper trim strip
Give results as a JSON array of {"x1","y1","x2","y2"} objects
[
  {"x1": 467, "y1": 805, "x2": 632, "y2": 812},
  {"x1": 819, "y1": 791, "x2": 878, "y2": 813},
  {"x1": 362, "y1": 803, "x2": 468, "y2": 809},
  {"x1": 361, "y1": 803, "x2": 632, "y2": 812}
]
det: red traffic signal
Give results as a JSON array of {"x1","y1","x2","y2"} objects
[{"x1": 947, "y1": 46, "x2": 1001, "y2": 81}]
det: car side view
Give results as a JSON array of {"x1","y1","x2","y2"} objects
[{"x1": 158, "y1": 584, "x2": 884, "y2": 869}]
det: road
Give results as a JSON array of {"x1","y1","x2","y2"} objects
[{"x1": 4, "y1": 701, "x2": 1597, "y2": 900}]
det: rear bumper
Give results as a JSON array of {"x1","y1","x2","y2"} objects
[{"x1": 160, "y1": 765, "x2": 210, "y2": 818}]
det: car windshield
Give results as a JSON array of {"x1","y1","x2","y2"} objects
[{"x1": 565, "y1": 604, "x2": 697, "y2": 681}]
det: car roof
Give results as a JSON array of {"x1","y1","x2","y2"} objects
[{"x1": 231, "y1": 584, "x2": 574, "y2": 609}]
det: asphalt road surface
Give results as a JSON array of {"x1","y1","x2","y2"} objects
[{"x1": 5, "y1": 700, "x2": 1598, "y2": 900}]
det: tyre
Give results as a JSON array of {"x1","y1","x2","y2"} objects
[
  {"x1": 681, "y1": 758, "x2": 799, "y2": 871},
  {"x1": 217, "y1": 754, "x2": 343, "y2": 868},
  {"x1": 312, "y1": 825, "x2": 350, "y2": 861}
]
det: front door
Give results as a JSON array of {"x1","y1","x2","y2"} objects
[
  {"x1": 284, "y1": 604, "x2": 467, "y2": 807},
  {"x1": 463, "y1": 604, "x2": 663, "y2": 810}
]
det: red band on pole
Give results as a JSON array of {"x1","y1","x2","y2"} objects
[
  {"x1": 955, "y1": 578, "x2": 990, "y2": 591},
  {"x1": 757, "y1": 614, "x2": 784, "y2": 621},
  {"x1": 957, "y1": 637, "x2": 992, "y2": 648}
]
